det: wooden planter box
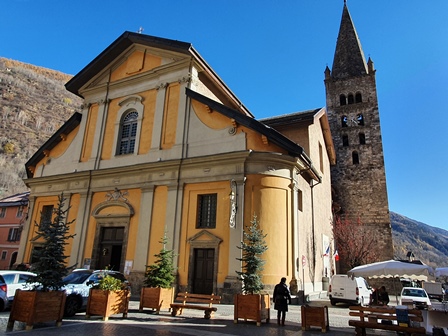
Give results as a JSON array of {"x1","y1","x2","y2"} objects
[
  {"x1": 234, "y1": 293, "x2": 270, "y2": 326},
  {"x1": 7, "y1": 289, "x2": 66, "y2": 331},
  {"x1": 86, "y1": 289, "x2": 130, "y2": 321},
  {"x1": 139, "y1": 287, "x2": 174, "y2": 314},
  {"x1": 301, "y1": 305, "x2": 329, "y2": 332}
]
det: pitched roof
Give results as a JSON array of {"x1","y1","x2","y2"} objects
[
  {"x1": 260, "y1": 109, "x2": 323, "y2": 127},
  {"x1": 25, "y1": 112, "x2": 82, "y2": 178},
  {"x1": 0, "y1": 191, "x2": 29, "y2": 207},
  {"x1": 65, "y1": 31, "x2": 253, "y2": 117},
  {"x1": 331, "y1": 3, "x2": 368, "y2": 79},
  {"x1": 186, "y1": 88, "x2": 321, "y2": 182}
]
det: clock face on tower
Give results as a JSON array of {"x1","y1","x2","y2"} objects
[{"x1": 341, "y1": 114, "x2": 364, "y2": 127}]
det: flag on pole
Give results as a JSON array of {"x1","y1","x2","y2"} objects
[
  {"x1": 333, "y1": 249, "x2": 339, "y2": 261},
  {"x1": 323, "y1": 245, "x2": 330, "y2": 257}
]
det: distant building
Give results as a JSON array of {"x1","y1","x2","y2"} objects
[{"x1": 0, "y1": 192, "x2": 29, "y2": 269}]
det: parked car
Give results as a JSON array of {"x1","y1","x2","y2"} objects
[
  {"x1": 400, "y1": 287, "x2": 431, "y2": 309},
  {"x1": 328, "y1": 274, "x2": 372, "y2": 306},
  {"x1": 62, "y1": 269, "x2": 130, "y2": 317},
  {"x1": 0, "y1": 270, "x2": 36, "y2": 308},
  {"x1": 0, "y1": 275, "x2": 8, "y2": 311}
]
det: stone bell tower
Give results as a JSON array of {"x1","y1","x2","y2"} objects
[{"x1": 324, "y1": 2, "x2": 393, "y2": 271}]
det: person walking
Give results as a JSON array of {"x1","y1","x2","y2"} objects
[{"x1": 273, "y1": 277, "x2": 291, "y2": 326}]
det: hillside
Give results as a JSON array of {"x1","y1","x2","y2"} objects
[
  {"x1": 0, "y1": 57, "x2": 82, "y2": 196},
  {"x1": 1, "y1": 58, "x2": 447, "y2": 268},
  {"x1": 391, "y1": 211, "x2": 448, "y2": 268}
]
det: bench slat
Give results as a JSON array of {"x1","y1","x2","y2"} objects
[
  {"x1": 170, "y1": 292, "x2": 220, "y2": 319},
  {"x1": 349, "y1": 320, "x2": 426, "y2": 334},
  {"x1": 348, "y1": 306, "x2": 426, "y2": 336}
]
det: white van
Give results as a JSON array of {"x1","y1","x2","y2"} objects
[{"x1": 328, "y1": 274, "x2": 372, "y2": 306}]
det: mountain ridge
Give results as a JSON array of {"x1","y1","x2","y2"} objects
[{"x1": 1, "y1": 57, "x2": 447, "y2": 268}]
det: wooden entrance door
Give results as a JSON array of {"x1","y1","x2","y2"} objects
[
  {"x1": 192, "y1": 248, "x2": 214, "y2": 294},
  {"x1": 98, "y1": 227, "x2": 124, "y2": 271}
]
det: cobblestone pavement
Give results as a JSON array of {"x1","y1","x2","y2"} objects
[{"x1": 0, "y1": 298, "x2": 359, "y2": 336}]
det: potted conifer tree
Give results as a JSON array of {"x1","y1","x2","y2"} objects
[
  {"x1": 139, "y1": 234, "x2": 175, "y2": 314},
  {"x1": 85, "y1": 270, "x2": 130, "y2": 321},
  {"x1": 233, "y1": 214, "x2": 270, "y2": 326},
  {"x1": 7, "y1": 193, "x2": 74, "y2": 331}
]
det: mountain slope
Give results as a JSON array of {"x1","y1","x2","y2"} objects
[
  {"x1": 391, "y1": 211, "x2": 448, "y2": 268},
  {"x1": 0, "y1": 57, "x2": 82, "y2": 195},
  {"x1": 1, "y1": 58, "x2": 447, "y2": 268}
]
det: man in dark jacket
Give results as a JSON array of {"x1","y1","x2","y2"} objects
[{"x1": 273, "y1": 277, "x2": 292, "y2": 326}]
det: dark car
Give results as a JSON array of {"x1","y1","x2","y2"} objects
[
  {"x1": 0, "y1": 275, "x2": 8, "y2": 311},
  {"x1": 62, "y1": 269, "x2": 130, "y2": 317}
]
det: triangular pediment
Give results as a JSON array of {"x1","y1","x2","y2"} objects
[
  {"x1": 84, "y1": 46, "x2": 191, "y2": 91},
  {"x1": 66, "y1": 31, "x2": 193, "y2": 95},
  {"x1": 188, "y1": 230, "x2": 223, "y2": 247}
]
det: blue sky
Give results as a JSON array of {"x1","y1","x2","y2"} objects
[{"x1": 2, "y1": 1, "x2": 448, "y2": 230}]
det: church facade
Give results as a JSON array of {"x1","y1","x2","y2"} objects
[{"x1": 16, "y1": 3, "x2": 392, "y2": 300}]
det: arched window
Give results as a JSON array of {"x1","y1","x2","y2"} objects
[
  {"x1": 341, "y1": 115, "x2": 348, "y2": 127},
  {"x1": 342, "y1": 134, "x2": 349, "y2": 146},
  {"x1": 348, "y1": 94, "x2": 354, "y2": 104},
  {"x1": 352, "y1": 151, "x2": 359, "y2": 165},
  {"x1": 359, "y1": 133, "x2": 366, "y2": 145},
  {"x1": 340, "y1": 94, "x2": 347, "y2": 106},
  {"x1": 357, "y1": 113, "x2": 364, "y2": 126},
  {"x1": 355, "y1": 92, "x2": 362, "y2": 103},
  {"x1": 118, "y1": 111, "x2": 138, "y2": 155}
]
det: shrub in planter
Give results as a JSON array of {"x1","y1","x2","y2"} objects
[
  {"x1": 234, "y1": 214, "x2": 270, "y2": 326},
  {"x1": 86, "y1": 270, "x2": 130, "y2": 321},
  {"x1": 7, "y1": 193, "x2": 74, "y2": 331},
  {"x1": 139, "y1": 234, "x2": 176, "y2": 314}
]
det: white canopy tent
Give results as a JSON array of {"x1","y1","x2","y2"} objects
[
  {"x1": 347, "y1": 260, "x2": 434, "y2": 304},
  {"x1": 435, "y1": 267, "x2": 448, "y2": 278},
  {"x1": 348, "y1": 260, "x2": 434, "y2": 281}
]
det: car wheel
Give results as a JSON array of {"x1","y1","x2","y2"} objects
[
  {"x1": 330, "y1": 297, "x2": 337, "y2": 306},
  {"x1": 64, "y1": 296, "x2": 80, "y2": 317}
]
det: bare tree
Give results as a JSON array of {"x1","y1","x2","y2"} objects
[{"x1": 332, "y1": 215, "x2": 381, "y2": 271}]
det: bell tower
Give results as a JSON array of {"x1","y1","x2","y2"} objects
[{"x1": 325, "y1": 3, "x2": 393, "y2": 270}]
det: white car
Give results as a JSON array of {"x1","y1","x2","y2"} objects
[
  {"x1": 400, "y1": 287, "x2": 431, "y2": 309},
  {"x1": 0, "y1": 271, "x2": 36, "y2": 307}
]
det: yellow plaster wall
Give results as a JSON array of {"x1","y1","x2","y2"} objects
[
  {"x1": 101, "y1": 100, "x2": 118, "y2": 160},
  {"x1": 47, "y1": 126, "x2": 80, "y2": 159},
  {"x1": 81, "y1": 104, "x2": 99, "y2": 162},
  {"x1": 147, "y1": 186, "x2": 168, "y2": 265},
  {"x1": 192, "y1": 100, "x2": 233, "y2": 129},
  {"x1": 243, "y1": 126, "x2": 287, "y2": 154},
  {"x1": 244, "y1": 175, "x2": 292, "y2": 285},
  {"x1": 161, "y1": 83, "x2": 180, "y2": 149},
  {"x1": 110, "y1": 50, "x2": 162, "y2": 82},
  {"x1": 25, "y1": 194, "x2": 78, "y2": 265},
  {"x1": 138, "y1": 89, "x2": 157, "y2": 154},
  {"x1": 178, "y1": 182, "x2": 230, "y2": 286}
]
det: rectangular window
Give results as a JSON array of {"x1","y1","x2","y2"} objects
[
  {"x1": 196, "y1": 194, "x2": 217, "y2": 229},
  {"x1": 40, "y1": 205, "x2": 54, "y2": 228},
  {"x1": 1, "y1": 251, "x2": 6, "y2": 260},
  {"x1": 0, "y1": 207, "x2": 6, "y2": 218},
  {"x1": 319, "y1": 142, "x2": 324, "y2": 173},
  {"x1": 16, "y1": 206, "x2": 24, "y2": 218},
  {"x1": 8, "y1": 228, "x2": 21, "y2": 242},
  {"x1": 297, "y1": 189, "x2": 303, "y2": 212}
]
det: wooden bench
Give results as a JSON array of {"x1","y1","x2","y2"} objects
[
  {"x1": 349, "y1": 305, "x2": 426, "y2": 336},
  {"x1": 170, "y1": 292, "x2": 221, "y2": 319}
]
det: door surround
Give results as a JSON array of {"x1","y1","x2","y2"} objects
[
  {"x1": 187, "y1": 230, "x2": 222, "y2": 293},
  {"x1": 91, "y1": 199, "x2": 134, "y2": 272}
]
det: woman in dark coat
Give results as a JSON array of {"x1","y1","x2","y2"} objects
[{"x1": 273, "y1": 277, "x2": 291, "y2": 326}]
